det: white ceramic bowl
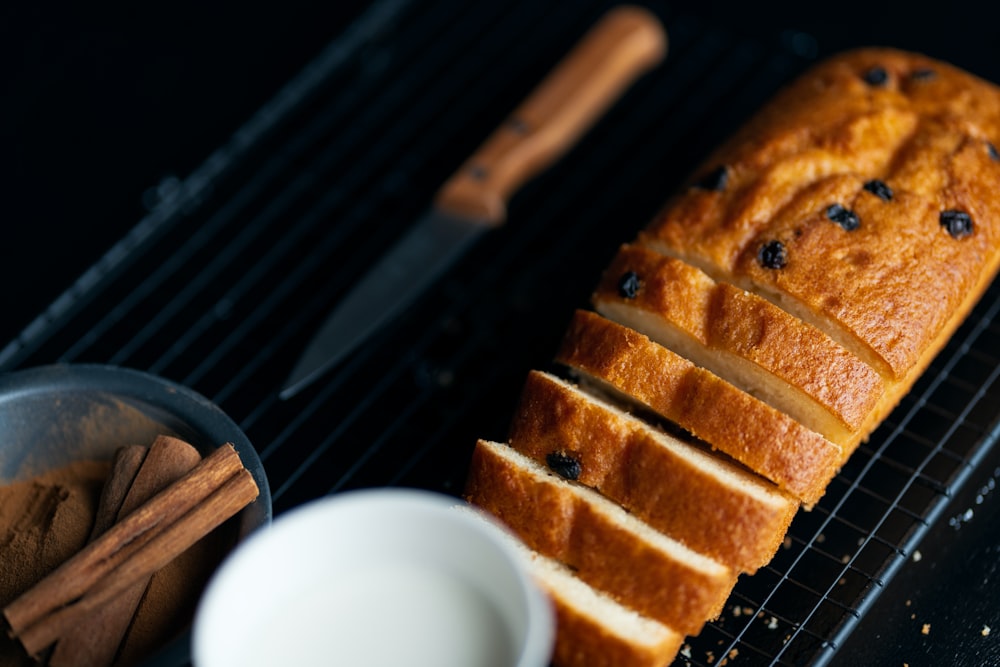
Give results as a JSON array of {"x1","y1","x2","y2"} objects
[{"x1": 193, "y1": 488, "x2": 553, "y2": 667}]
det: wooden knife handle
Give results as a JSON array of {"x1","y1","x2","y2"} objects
[{"x1": 434, "y1": 5, "x2": 667, "y2": 226}]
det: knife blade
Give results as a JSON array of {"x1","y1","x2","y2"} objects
[{"x1": 280, "y1": 5, "x2": 667, "y2": 399}]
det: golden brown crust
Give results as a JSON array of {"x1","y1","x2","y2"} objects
[
  {"x1": 464, "y1": 439, "x2": 734, "y2": 635},
  {"x1": 640, "y1": 48, "x2": 1000, "y2": 382},
  {"x1": 508, "y1": 370, "x2": 797, "y2": 573},
  {"x1": 555, "y1": 310, "x2": 841, "y2": 506},
  {"x1": 594, "y1": 243, "x2": 884, "y2": 440}
]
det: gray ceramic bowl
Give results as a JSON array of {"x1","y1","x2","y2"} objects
[{"x1": 0, "y1": 363, "x2": 272, "y2": 666}]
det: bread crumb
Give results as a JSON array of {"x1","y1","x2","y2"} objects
[
  {"x1": 767, "y1": 616, "x2": 779, "y2": 630},
  {"x1": 905, "y1": 599, "x2": 911, "y2": 607},
  {"x1": 706, "y1": 650, "x2": 715, "y2": 664},
  {"x1": 817, "y1": 533, "x2": 826, "y2": 543},
  {"x1": 922, "y1": 623, "x2": 931, "y2": 635},
  {"x1": 912, "y1": 550, "x2": 922, "y2": 562},
  {"x1": 729, "y1": 648, "x2": 739, "y2": 659},
  {"x1": 783, "y1": 536, "x2": 792, "y2": 550},
  {"x1": 982, "y1": 625, "x2": 991, "y2": 637},
  {"x1": 680, "y1": 644, "x2": 692, "y2": 658}
]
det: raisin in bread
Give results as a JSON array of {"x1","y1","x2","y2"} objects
[{"x1": 508, "y1": 370, "x2": 797, "y2": 573}]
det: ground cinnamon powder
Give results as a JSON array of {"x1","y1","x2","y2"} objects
[
  {"x1": 0, "y1": 460, "x2": 108, "y2": 667},
  {"x1": 1, "y1": 459, "x2": 236, "y2": 667}
]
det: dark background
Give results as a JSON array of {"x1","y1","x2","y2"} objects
[
  {"x1": 4, "y1": 2, "x2": 1000, "y2": 665},
  {"x1": 1, "y1": 1, "x2": 368, "y2": 342},
  {"x1": 5, "y1": 2, "x2": 1000, "y2": 346}
]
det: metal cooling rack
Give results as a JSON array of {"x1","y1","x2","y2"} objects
[
  {"x1": 4, "y1": 1, "x2": 999, "y2": 665},
  {"x1": 681, "y1": 279, "x2": 1000, "y2": 666}
]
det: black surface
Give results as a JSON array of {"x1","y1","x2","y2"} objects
[
  {"x1": 837, "y1": 437, "x2": 1000, "y2": 666},
  {"x1": 4, "y1": 2, "x2": 1000, "y2": 665}
]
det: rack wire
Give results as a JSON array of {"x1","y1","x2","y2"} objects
[{"x1": 4, "y1": 1, "x2": 999, "y2": 664}]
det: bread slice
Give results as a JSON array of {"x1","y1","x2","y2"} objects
[
  {"x1": 464, "y1": 439, "x2": 735, "y2": 635},
  {"x1": 593, "y1": 243, "x2": 884, "y2": 448},
  {"x1": 460, "y1": 506, "x2": 685, "y2": 667},
  {"x1": 508, "y1": 370, "x2": 798, "y2": 573},
  {"x1": 555, "y1": 310, "x2": 842, "y2": 505},
  {"x1": 524, "y1": 542, "x2": 684, "y2": 667}
]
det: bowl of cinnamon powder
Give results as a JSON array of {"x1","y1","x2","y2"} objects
[{"x1": 0, "y1": 363, "x2": 271, "y2": 667}]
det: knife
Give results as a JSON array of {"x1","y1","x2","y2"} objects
[{"x1": 280, "y1": 5, "x2": 667, "y2": 399}]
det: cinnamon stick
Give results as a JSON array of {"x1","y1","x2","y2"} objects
[
  {"x1": 3, "y1": 442, "x2": 257, "y2": 658},
  {"x1": 20, "y1": 471, "x2": 257, "y2": 657},
  {"x1": 49, "y1": 436, "x2": 202, "y2": 667},
  {"x1": 88, "y1": 445, "x2": 148, "y2": 540}
]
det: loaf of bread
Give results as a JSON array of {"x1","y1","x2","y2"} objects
[{"x1": 464, "y1": 47, "x2": 1000, "y2": 666}]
